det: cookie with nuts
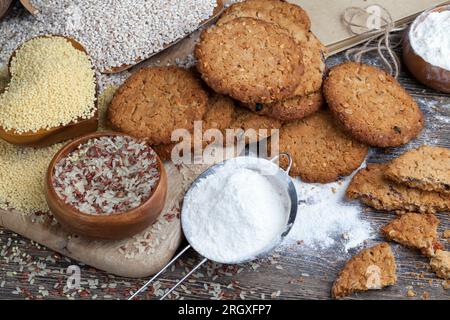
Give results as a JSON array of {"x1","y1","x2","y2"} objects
[
  {"x1": 381, "y1": 213, "x2": 442, "y2": 257},
  {"x1": 385, "y1": 145, "x2": 450, "y2": 194}
]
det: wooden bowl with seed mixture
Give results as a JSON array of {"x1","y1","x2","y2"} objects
[
  {"x1": 0, "y1": 35, "x2": 98, "y2": 147},
  {"x1": 45, "y1": 132, "x2": 168, "y2": 240},
  {"x1": 403, "y1": 4, "x2": 450, "y2": 93}
]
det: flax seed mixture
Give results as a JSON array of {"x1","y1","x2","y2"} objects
[
  {"x1": 52, "y1": 136, "x2": 160, "y2": 215},
  {"x1": 0, "y1": 36, "x2": 96, "y2": 133}
]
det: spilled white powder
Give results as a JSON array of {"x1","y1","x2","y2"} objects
[
  {"x1": 283, "y1": 171, "x2": 373, "y2": 252},
  {"x1": 410, "y1": 11, "x2": 450, "y2": 71},
  {"x1": 182, "y1": 158, "x2": 288, "y2": 263}
]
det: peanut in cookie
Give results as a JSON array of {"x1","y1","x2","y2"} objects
[{"x1": 332, "y1": 243, "x2": 397, "y2": 299}]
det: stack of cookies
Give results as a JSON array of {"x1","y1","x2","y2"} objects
[
  {"x1": 109, "y1": 0, "x2": 426, "y2": 185},
  {"x1": 196, "y1": 0, "x2": 326, "y2": 121},
  {"x1": 107, "y1": 66, "x2": 282, "y2": 161},
  {"x1": 109, "y1": 0, "x2": 323, "y2": 161},
  {"x1": 196, "y1": 0, "x2": 426, "y2": 184},
  {"x1": 277, "y1": 61, "x2": 425, "y2": 183}
]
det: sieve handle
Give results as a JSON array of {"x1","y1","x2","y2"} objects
[
  {"x1": 160, "y1": 257, "x2": 208, "y2": 300},
  {"x1": 270, "y1": 152, "x2": 293, "y2": 174},
  {"x1": 129, "y1": 245, "x2": 192, "y2": 300}
]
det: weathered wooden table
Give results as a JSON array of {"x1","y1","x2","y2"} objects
[{"x1": 0, "y1": 25, "x2": 449, "y2": 301}]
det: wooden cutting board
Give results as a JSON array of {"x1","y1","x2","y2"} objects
[{"x1": 0, "y1": 163, "x2": 185, "y2": 278}]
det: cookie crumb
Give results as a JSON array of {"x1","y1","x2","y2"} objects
[
  {"x1": 421, "y1": 291, "x2": 429, "y2": 300},
  {"x1": 406, "y1": 287, "x2": 416, "y2": 297},
  {"x1": 444, "y1": 230, "x2": 450, "y2": 239},
  {"x1": 442, "y1": 280, "x2": 449, "y2": 290}
]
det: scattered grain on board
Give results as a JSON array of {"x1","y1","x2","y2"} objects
[{"x1": 0, "y1": 139, "x2": 63, "y2": 214}]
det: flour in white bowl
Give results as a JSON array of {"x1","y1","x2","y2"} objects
[
  {"x1": 182, "y1": 158, "x2": 288, "y2": 264},
  {"x1": 410, "y1": 10, "x2": 450, "y2": 71}
]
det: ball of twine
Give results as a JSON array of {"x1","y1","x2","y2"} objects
[{"x1": 342, "y1": 6, "x2": 408, "y2": 79}]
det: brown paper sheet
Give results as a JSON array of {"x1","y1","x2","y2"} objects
[{"x1": 289, "y1": 0, "x2": 450, "y2": 55}]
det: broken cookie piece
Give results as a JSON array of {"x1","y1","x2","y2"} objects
[
  {"x1": 385, "y1": 145, "x2": 450, "y2": 194},
  {"x1": 332, "y1": 243, "x2": 397, "y2": 299},
  {"x1": 430, "y1": 250, "x2": 450, "y2": 279},
  {"x1": 346, "y1": 164, "x2": 450, "y2": 214},
  {"x1": 381, "y1": 213, "x2": 442, "y2": 257}
]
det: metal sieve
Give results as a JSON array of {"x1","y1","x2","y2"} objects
[{"x1": 129, "y1": 153, "x2": 298, "y2": 300}]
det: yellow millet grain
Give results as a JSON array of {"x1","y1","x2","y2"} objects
[
  {"x1": 0, "y1": 139, "x2": 63, "y2": 214},
  {"x1": 0, "y1": 84, "x2": 116, "y2": 216},
  {"x1": 97, "y1": 85, "x2": 117, "y2": 131},
  {"x1": 0, "y1": 37, "x2": 96, "y2": 133}
]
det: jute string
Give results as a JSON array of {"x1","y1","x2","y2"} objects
[{"x1": 342, "y1": 6, "x2": 408, "y2": 79}]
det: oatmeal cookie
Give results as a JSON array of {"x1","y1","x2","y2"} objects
[
  {"x1": 153, "y1": 93, "x2": 235, "y2": 161},
  {"x1": 381, "y1": 213, "x2": 442, "y2": 257},
  {"x1": 346, "y1": 164, "x2": 450, "y2": 214},
  {"x1": 243, "y1": 91, "x2": 323, "y2": 122},
  {"x1": 278, "y1": 110, "x2": 368, "y2": 183},
  {"x1": 385, "y1": 145, "x2": 450, "y2": 194},
  {"x1": 332, "y1": 243, "x2": 397, "y2": 299},
  {"x1": 323, "y1": 62, "x2": 424, "y2": 147},
  {"x1": 430, "y1": 250, "x2": 450, "y2": 279},
  {"x1": 196, "y1": 17, "x2": 304, "y2": 103},
  {"x1": 218, "y1": 0, "x2": 311, "y2": 38},
  {"x1": 219, "y1": 3, "x2": 325, "y2": 97},
  {"x1": 293, "y1": 32, "x2": 327, "y2": 96},
  {"x1": 230, "y1": 106, "x2": 282, "y2": 143},
  {"x1": 108, "y1": 67, "x2": 208, "y2": 145},
  {"x1": 153, "y1": 94, "x2": 280, "y2": 161}
]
